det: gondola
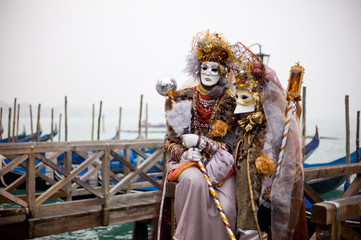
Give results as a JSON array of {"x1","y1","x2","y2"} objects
[
  {"x1": 304, "y1": 147, "x2": 360, "y2": 194},
  {"x1": 0, "y1": 129, "x2": 43, "y2": 143},
  {"x1": 0, "y1": 128, "x2": 27, "y2": 143},
  {"x1": 0, "y1": 128, "x2": 59, "y2": 189},
  {"x1": 304, "y1": 126, "x2": 320, "y2": 160}
]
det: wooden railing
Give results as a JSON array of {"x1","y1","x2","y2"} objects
[
  {"x1": 2, "y1": 139, "x2": 361, "y2": 239},
  {"x1": 304, "y1": 162, "x2": 361, "y2": 240},
  {"x1": 0, "y1": 139, "x2": 165, "y2": 239}
]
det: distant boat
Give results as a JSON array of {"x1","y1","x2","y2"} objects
[
  {"x1": 141, "y1": 122, "x2": 165, "y2": 128},
  {"x1": 304, "y1": 126, "x2": 320, "y2": 160},
  {"x1": 0, "y1": 129, "x2": 27, "y2": 143},
  {"x1": 111, "y1": 128, "x2": 120, "y2": 140},
  {"x1": 14, "y1": 127, "x2": 58, "y2": 143},
  {"x1": 32, "y1": 127, "x2": 58, "y2": 142},
  {"x1": 0, "y1": 128, "x2": 44, "y2": 143}
]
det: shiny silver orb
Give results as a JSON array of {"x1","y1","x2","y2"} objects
[{"x1": 155, "y1": 75, "x2": 177, "y2": 96}]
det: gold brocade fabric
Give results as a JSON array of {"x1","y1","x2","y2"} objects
[
  {"x1": 235, "y1": 122, "x2": 267, "y2": 230},
  {"x1": 237, "y1": 111, "x2": 264, "y2": 132}
]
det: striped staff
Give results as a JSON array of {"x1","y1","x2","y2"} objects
[
  {"x1": 196, "y1": 159, "x2": 236, "y2": 240},
  {"x1": 275, "y1": 62, "x2": 305, "y2": 176}
]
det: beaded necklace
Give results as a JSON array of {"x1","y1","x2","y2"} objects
[{"x1": 191, "y1": 87, "x2": 220, "y2": 136}]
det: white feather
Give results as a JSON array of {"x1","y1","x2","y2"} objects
[{"x1": 166, "y1": 100, "x2": 192, "y2": 137}]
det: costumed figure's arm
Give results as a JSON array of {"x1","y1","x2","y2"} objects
[
  {"x1": 181, "y1": 134, "x2": 234, "y2": 185},
  {"x1": 164, "y1": 138, "x2": 203, "y2": 172}
]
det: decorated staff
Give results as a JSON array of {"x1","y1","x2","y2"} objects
[
  {"x1": 187, "y1": 147, "x2": 236, "y2": 240},
  {"x1": 275, "y1": 62, "x2": 305, "y2": 176}
]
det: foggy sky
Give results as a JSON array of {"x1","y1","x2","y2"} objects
[{"x1": 1, "y1": 0, "x2": 361, "y2": 126}]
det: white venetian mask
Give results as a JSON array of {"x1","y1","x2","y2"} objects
[
  {"x1": 234, "y1": 89, "x2": 256, "y2": 114},
  {"x1": 200, "y1": 62, "x2": 221, "y2": 87}
]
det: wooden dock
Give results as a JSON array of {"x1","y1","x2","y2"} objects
[
  {"x1": 0, "y1": 139, "x2": 164, "y2": 239},
  {"x1": 304, "y1": 161, "x2": 361, "y2": 239},
  {"x1": 1, "y1": 139, "x2": 361, "y2": 239}
]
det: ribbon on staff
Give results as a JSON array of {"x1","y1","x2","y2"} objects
[{"x1": 197, "y1": 159, "x2": 236, "y2": 240}]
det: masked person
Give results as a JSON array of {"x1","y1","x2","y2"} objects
[
  {"x1": 161, "y1": 30, "x2": 237, "y2": 240},
  {"x1": 230, "y1": 42, "x2": 306, "y2": 240}
]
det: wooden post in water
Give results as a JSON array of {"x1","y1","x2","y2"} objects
[
  {"x1": 58, "y1": 113, "x2": 62, "y2": 142},
  {"x1": 8, "y1": 108, "x2": 11, "y2": 142},
  {"x1": 0, "y1": 107, "x2": 3, "y2": 140},
  {"x1": 118, "y1": 107, "x2": 122, "y2": 140},
  {"x1": 29, "y1": 105, "x2": 34, "y2": 141},
  {"x1": 16, "y1": 104, "x2": 20, "y2": 141},
  {"x1": 357, "y1": 111, "x2": 360, "y2": 162},
  {"x1": 51, "y1": 108, "x2": 54, "y2": 142},
  {"x1": 145, "y1": 103, "x2": 149, "y2": 139},
  {"x1": 12, "y1": 98, "x2": 16, "y2": 142},
  {"x1": 65, "y1": 96, "x2": 68, "y2": 141},
  {"x1": 97, "y1": 101, "x2": 102, "y2": 140},
  {"x1": 302, "y1": 86, "x2": 306, "y2": 161},
  {"x1": 138, "y1": 95, "x2": 143, "y2": 139},
  {"x1": 36, "y1": 104, "x2": 41, "y2": 142},
  {"x1": 92, "y1": 104, "x2": 95, "y2": 141},
  {"x1": 345, "y1": 95, "x2": 350, "y2": 182}
]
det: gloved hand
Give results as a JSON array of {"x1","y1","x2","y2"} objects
[
  {"x1": 180, "y1": 148, "x2": 202, "y2": 162},
  {"x1": 181, "y1": 134, "x2": 200, "y2": 148},
  {"x1": 257, "y1": 202, "x2": 271, "y2": 234}
]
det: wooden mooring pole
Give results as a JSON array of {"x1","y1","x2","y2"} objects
[
  {"x1": 58, "y1": 113, "x2": 62, "y2": 142},
  {"x1": 97, "y1": 101, "x2": 102, "y2": 140},
  {"x1": 30, "y1": 104, "x2": 34, "y2": 141},
  {"x1": 118, "y1": 107, "x2": 122, "y2": 140},
  {"x1": 16, "y1": 103, "x2": 20, "y2": 141},
  {"x1": 138, "y1": 95, "x2": 143, "y2": 139},
  {"x1": 357, "y1": 111, "x2": 360, "y2": 162},
  {"x1": 345, "y1": 95, "x2": 351, "y2": 183},
  {"x1": 51, "y1": 108, "x2": 54, "y2": 142},
  {"x1": 0, "y1": 107, "x2": 3, "y2": 140},
  {"x1": 92, "y1": 104, "x2": 95, "y2": 141},
  {"x1": 12, "y1": 98, "x2": 16, "y2": 142},
  {"x1": 36, "y1": 104, "x2": 41, "y2": 142},
  {"x1": 7, "y1": 108, "x2": 11, "y2": 143},
  {"x1": 65, "y1": 96, "x2": 68, "y2": 141},
  {"x1": 145, "y1": 103, "x2": 149, "y2": 139}
]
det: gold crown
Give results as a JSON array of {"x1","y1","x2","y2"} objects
[{"x1": 191, "y1": 30, "x2": 234, "y2": 68}]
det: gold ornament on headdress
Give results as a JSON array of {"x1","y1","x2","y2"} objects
[{"x1": 191, "y1": 30, "x2": 234, "y2": 69}]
